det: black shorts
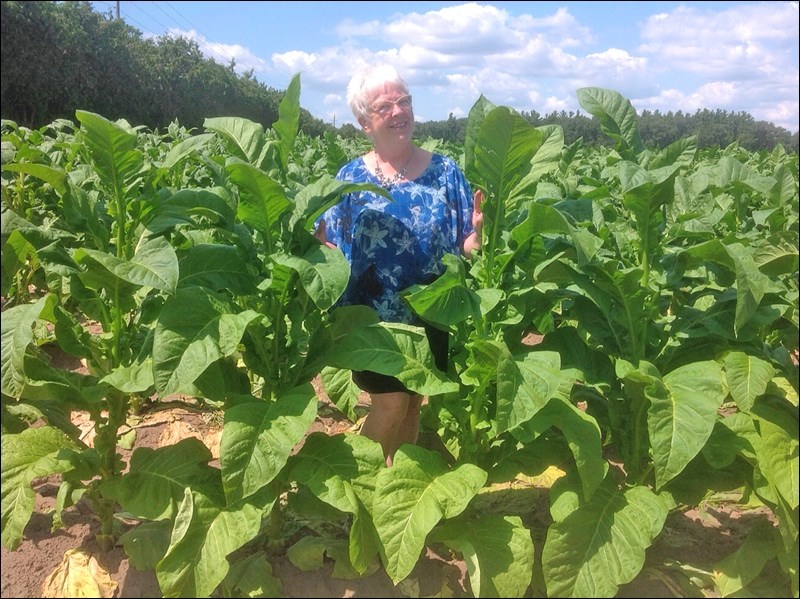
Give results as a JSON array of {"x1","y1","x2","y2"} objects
[{"x1": 352, "y1": 324, "x2": 449, "y2": 394}]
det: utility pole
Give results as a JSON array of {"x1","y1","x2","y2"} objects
[{"x1": 116, "y1": 1, "x2": 120, "y2": 19}]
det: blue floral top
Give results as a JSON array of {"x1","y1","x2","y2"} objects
[{"x1": 319, "y1": 153, "x2": 474, "y2": 324}]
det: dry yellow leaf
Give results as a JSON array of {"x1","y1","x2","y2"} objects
[
  {"x1": 516, "y1": 465, "x2": 567, "y2": 488},
  {"x1": 41, "y1": 548, "x2": 118, "y2": 598},
  {"x1": 157, "y1": 419, "x2": 222, "y2": 458}
]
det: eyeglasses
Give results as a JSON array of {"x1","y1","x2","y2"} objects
[{"x1": 370, "y1": 95, "x2": 413, "y2": 116}]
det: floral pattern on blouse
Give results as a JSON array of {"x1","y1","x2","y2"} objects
[{"x1": 319, "y1": 153, "x2": 474, "y2": 323}]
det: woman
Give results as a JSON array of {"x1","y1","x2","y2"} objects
[{"x1": 316, "y1": 64, "x2": 482, "y2": 466}]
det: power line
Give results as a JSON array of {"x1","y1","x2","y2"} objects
[
  {"x1": 160, "y1": 1, "x2": 201, "y2": 33},
  {"x1": 92, "y1": 2, "x2": 279, "y2": 90},
  {"x1": 124, "y1": 1, "x2": 171, "y2": 37},
  {"x1": 125, "y1": 1, "x2": 241, "y2": 68},
  {"x1": 139, "y1": 2, "x2": 282, "y2": 87}
]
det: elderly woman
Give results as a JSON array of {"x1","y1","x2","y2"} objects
[{"x1": 316, "y1": 63, "x2": 482, "y2": 466}]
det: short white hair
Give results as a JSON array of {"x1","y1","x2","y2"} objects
[{"x1": 347, "y1": 64, "x2": 410, "y2": 123}]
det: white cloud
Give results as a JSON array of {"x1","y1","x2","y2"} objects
[
  {"x1": 383, "y1": 3, "x2": 524, "y2": 55},
  {"x1": 542, "y1": 96, "x2": 571, "y2": 113},
  {"x1": 633, "y1": 2, "x2": 799, "y2": 130},
  {"x1": 638, "y1": 3, "x2": 798, "y2": 79},
  {"x1": 239, "y1": 3, "x2": 800, "y2": 132},
  {"x1": 335, "y1": 18, "x2": 383, "y2": 39},
  {"x1": 167, "y1": 28, "x2": 267, "y2": 75}
]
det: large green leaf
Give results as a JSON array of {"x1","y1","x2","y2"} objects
[
  {"x1": 723, "y1": 351, "x2": 776, "y2": 412},
  {"x1": 506, "y1": 124, "x2": 565, "y2": 207},
  {"x1": 1, "y1": 426, "x2": 82, "y2": 550},
  {"x1": 510, "y1": 203, "x2": 603, "y2": 267},
  {"x1": 714, "y1": 521, "x2": 781, "y2": 597},
  {"x1": 203, "y1": 117, "x2": 265, "y2": 166},
  {"x1": 432, "y1": 514, "x2": 534, "y2": 598},
  {"x1": 647, "y1": 135, "x2": 698, "y2": 170},
  {"x1": 6, "y1": 351, "x2": 104, "y2": 406},
  {"x1": 156, "y1": 488, "x2": 270, "y2": 598},
  {"x1": 1, "y1": 228, "x2": 34, "y2": 300},
  {"x1": 619, "y1": 161, "x2": 679, "y2": 269},
  {"x1": 1, "y1": 295, "x2": 56, "y2": 398},
  {"x1": 326, "y1": 320, "x2": 458, "y2": 396},
  {"x1": 542, "y1": 475, "x2": 673, "y2": 597},
  {"x1": 726, "y1": 242, "x2": 778, "y2": 335},
  {"x1": 1, "y1": 162, "x2": 66, "y2": 195},
  {"x1": 576, "y1": 88, "x2": 644, "y2": 158},
  {"x1": 752, "y1": 235, "x2": 799, "y2": 279},
  {"x1": 463, "y1": 94, "x2": 497, "y2": 178},
  {"x1": 147, "y1": 187, "x2": 236, "y2": 235},
  {"x1": 472, "y1": 107, "x2": 541, "y2": 215},
  {"x1": 751, "y1": 399, "x2": 799, "y2": 510},
  {"x1": 319, "y1": 366, "x2": 362, "y2": 422},
  {"x1": 271, "y1": 244, "x2": 350, "y2": 311},
  {"x1": 104, "y1": 437, "x2": 222, "y2": 521},
  {"x1": 542, "y1": 261, "x2": 648, "y2": 361},
  {"x1": 158, "y1": 133, "x2": 216, "y2": 173},
  {"x1": 177, "y1": 244, "x2": 256, "y2": 295},
  {"x1": 647, "y1": 360, "x2": 727, "y2": 489},
  {"x1": 509, "y1": 201, "x2": 573, "y2": 241},
  {"x1": 289, "y1": 432, "x2": 384, "y2": 514},
  {"x1": 226, "y1": 158, "x2": 292, "y2": 251},
  {"x1": 402, "y1": 253, "x2": 481, "y2": 330},
  {"x1": 100, "y1": 359, "x2": 155, "y2": 394},
  {"x1": 520, "y1": 395, "x2": 608, "y2": 502},
  {"x1": 680, "y1": 239, "x2": 782, "y2": 335},
  {"x1": 218, "y1": 552, "x2": 283, "y2": 598},
  {"x1": 702, "y1": 411, "x2": 757, "y2": 468},
  {"x1": 273, "y1": 72, "x2": 301, "y2": 172},
  {"x1": 289, "y1": 432, "x2": 385, "y2": 574},
  {"x1": 459, "y1": 339, "x2": 513, "y2": 418},
  {"x1": 118, "y1": 520, "x2": 172, "y2": 571},
  {"x1": 74, "y1": 233, "x2": 178, "y2": 294},
  {"x1": 497, "y1": 350, "x2": 566, "y2": 434},
  {"x1": 153, "y1": 287, "x2": 261, "y2": 397},
  {"x1": 75, "y1": 110, "x2": 144, "y2": 196},
  {"x1": 373, "y1": 445, "x2": 487, "y2": 583},
  {"x1": 220, "y1": 384, "x2": 318, "y2": 503}
]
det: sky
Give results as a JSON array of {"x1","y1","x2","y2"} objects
[{"x1": 90, "y1": 1, "x2": 800, "y2": 133}]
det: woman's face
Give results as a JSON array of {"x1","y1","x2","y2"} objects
[{"x1": 361, "y1": 83, "x2": 414, "y2": 145}]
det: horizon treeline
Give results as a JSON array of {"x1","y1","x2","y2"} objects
[{"x1": 2, "y1": 1, "x2": 797, "y2": 153}]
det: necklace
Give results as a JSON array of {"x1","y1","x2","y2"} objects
[{"x1": 374, "y1": 147, "x2": 415, "y2": 189}]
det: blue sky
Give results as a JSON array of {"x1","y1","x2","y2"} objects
[{"x1": 91, "y1": 1, "x2": 799, "y2": 133}]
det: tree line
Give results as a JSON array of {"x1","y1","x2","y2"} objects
[
  {"x1": 413, "y1": 108, "x2": 799, "y2": 153},
  {"x1": 2, "y1": 1, "x2": 797, "y2": 153}
]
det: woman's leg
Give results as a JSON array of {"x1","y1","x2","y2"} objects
[
  {"x1": 395, "y1": 392, "x2": 423, "y2": 450},
  {"x1": 360, "y1": 391, "x2": 423, "y2": 466}
]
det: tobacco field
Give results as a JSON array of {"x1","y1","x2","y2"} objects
[{"x1": 1, "y1": 76, "x2": 798, "y2": 598}]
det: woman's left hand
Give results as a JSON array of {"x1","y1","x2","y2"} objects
[
  {"x1": 472, "y1": 189, "x2": 484, "y2": 235},
  {"x1": 462, "y1": 189, "x2": 484, "y2": 258},
  {"x1": 314, "y1": 219, "x2": 338, "y2": 250}
]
